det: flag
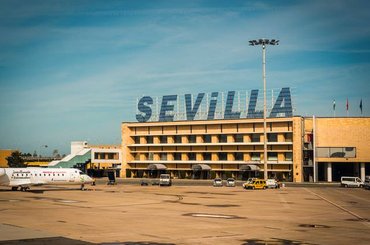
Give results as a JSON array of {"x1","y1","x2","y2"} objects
[
  {"x1": 346, "y1": 98, "x2": 349, "y2": 111},
  {"x1": 360, "y1": 99, "x2": 363, "y2": 114},
  {"x1": 333, "y1": 100, "x2": 336, "y2": 111}
]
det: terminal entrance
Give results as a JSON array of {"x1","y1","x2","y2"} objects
[
  {"x1": 319, "y1": 162, "x2": 362, "y2": 182},
  {"x1": 332, "y1": 163, "x2": 356, "y2": 181}
]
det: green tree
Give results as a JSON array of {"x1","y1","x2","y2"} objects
[{"x1": 6, "y1": 151, "x2": 26, "y2": 168}]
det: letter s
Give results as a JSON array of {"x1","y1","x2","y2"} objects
[{"x1": 136, "y1": 96, "x2": 153, "y2": 122}]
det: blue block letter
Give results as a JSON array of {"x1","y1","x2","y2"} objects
[
  {"x1": 207, "y1": 92, "x2": 218, "y2": 120},
  {"x1": 185, "y1": 93, "x2": 205, "y2": 121},
  {"x1": 136, "y1": 96, "x2": 153, "y2": 122},
  {"x1": 270, "y1": 87, "x2": 293, "y2": 117},
  {"x1": 247, "y1": 89, "x2": 263, "y2": 118},
  {"x1": 224, "y1": 91, "x2": 241, "y2": 119},
  {"x1": 159, "y1": 95, "x2": 177, "y2": 122}
]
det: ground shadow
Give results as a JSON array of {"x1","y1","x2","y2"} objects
[{"x1": 241, "y1": 238, "x2": 319, "y2": 245}]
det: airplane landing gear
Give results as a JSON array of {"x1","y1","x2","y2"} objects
[
  {"x1": 11, "y1": 187, "x2": 18, "y2": 191},
  {"x1": 80, "y1": 184, "x2": 85, "y2": 191}
]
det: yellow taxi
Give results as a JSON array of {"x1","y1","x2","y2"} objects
[{"x1": 242, "y1": 179, "x2": 267, "y2": 190}]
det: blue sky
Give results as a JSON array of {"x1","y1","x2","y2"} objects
[{"x1": 0, "y1": 0, "x2": 369, "y2": 155}]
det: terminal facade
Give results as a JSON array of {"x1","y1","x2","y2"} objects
[{"x1": 121, "y1": 117, "x2": 370, "y2": 182}]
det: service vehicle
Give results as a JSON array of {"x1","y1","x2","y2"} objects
[
  {"x1": 213, "y1": 178, "x2": 223, "y2": 187},
  {"x1": 266, "y1": 179, "x2": 279, "y2": 189},
  {"x1": 159, "y1": 174, "x2": 172, "y2": 186},
  {"x1": 340, "y1": 176, "x2": 363, "y2": 188},
  {"x1": 243, "y1": 179, "x2": 266, "y2": 190},
  {"x1": 226, "y1": 178, "x2": 236, "y2": 187}
]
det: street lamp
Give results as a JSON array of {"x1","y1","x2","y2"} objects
[{"x1": 249, "y1": 38, "x2": 279, "y2": 180}]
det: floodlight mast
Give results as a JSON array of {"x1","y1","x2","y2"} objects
[{"x1": 249, "y1": 38, "x2": 279, "y2": 180}]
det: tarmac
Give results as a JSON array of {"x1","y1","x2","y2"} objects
[{"x1": 0, "y1": 180, "x2": 369, "y2": 245}]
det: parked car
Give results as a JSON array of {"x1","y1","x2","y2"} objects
[
  {"x1": 266, "y1": 179, "x2": 279, "y2": 189},
  {"x1": 213, "y1": 178, "x2": 223, "y2": 187},
  {"x1": 243, "y1": 179, "x2": 266, "y2": 190},
  {"x1": 340, "y1": 176, "x2": 363, "y2": 188},
  {"x1": 140, "y1": 180, "x2": 149, "y2": 186},
  {"x1": 159, "y1": 174, "x2": 172, "y2": 186},
  {"x1": 226, "y1": 178, "x2": 236, "y2": 187},
  {"x1": 363, "y1": 176, "x2": 370, "y2": 190}
]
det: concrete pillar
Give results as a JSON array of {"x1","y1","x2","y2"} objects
[
  {"x1": 360, "y1": 163, "x2": 366, "y2": 181},
  {"x1": 327, "y1": 162, "x2": 332, "y2": 182}
]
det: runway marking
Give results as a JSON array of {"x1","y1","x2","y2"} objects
[
  {"x1": 183, "y1": 213, "x2": 245, "y2": 219},
  {"x1": 303, "y1": 188, "x2": 370, "y2": 228}
]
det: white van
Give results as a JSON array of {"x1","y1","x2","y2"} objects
[
  {"x1": 159, "y1": 174, "x2": 172, "y2": 186},
  {"x1": 340, "y1": 176, "x2": 363, "y2": 188},
  {"x1": 266, "y1": 179, "x2": 279, "y2": 189}
]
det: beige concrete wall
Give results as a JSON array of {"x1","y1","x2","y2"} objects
[
  {"x1": 314, "y1": 117, "x2": 370, "y2": 162},
  {"x1": 121, "y1": 123, "x2": 135, "y2": 177}
]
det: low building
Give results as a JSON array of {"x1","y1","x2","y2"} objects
[{"x1": 49, "y1": 141, "x2": 122, "y2": 177}]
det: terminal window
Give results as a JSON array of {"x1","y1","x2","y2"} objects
[
  {"x1": 234, "y1": 152, "x2": 243, "y2": 161},
  {"x1": 285, "y1": 133, "x2": 293, "y2": 142},
  {"x1": 147, "y1": 153, "x2": 154, "y2": 160},
  {"x1": 251, "y1": 152, "x2": 260, "y2": 161},
  {"x1": 188, "y1": 153, "x2": 196, "y2": 160},
  {"x1": 218, "y1": 152, "x2": 227, "y2": 161},
  {"x1": 219, "y1": 135, "x2": 227, "y2": 143},
  {"x1": 134, "y1": 136, "x2": 140, "y2": 144},
  {"x1": 174, "y1": 153, "x2": 181, "y2": 160},
  {"x1": 316, "y1": 147, "x2": 356, "y2": 158},
  {"x1": 160, "y1": 153, "x2": 167, "y2": 160},
  {"x1": 204, "y1": 135, "x2": 212, "y2": 143},
  {"x1": 203, "y1": 153, "x2": 211, "y2": 160},
  {"x1": 160, "y1": 136, "x2": 167, "y2": 144},
  {"x1": 285, "y1": 152, "x2": 293, "y2": 161},
  {"x1": 268, "y1": 152, "x2": 278, "y2": 161},
  {"x1": 251, "y1": 134, "x2": 260, "y2": 142},
  {"x1": 188, "y1": 135, "x2": 196, "y2": 143},
  {"x1": 146, "y1": 136, "x2": 153, "y2": 144},
  {"x1": 268, "y1": 133, "x2": 278, "y2": 142},
  {"x1": 174, "y1": 135, "x2": 181, "y2": 143},
  {"x1": 234, "y1": 134, "x2": 244, "y2": 143}
]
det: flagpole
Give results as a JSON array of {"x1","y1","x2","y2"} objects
[{"x1": 333, "y1": 100, "x2": 336, "y2": 117}]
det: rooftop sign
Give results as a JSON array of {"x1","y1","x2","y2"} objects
[{"x1": 136, "y1": 87, "x2": 293, "y2": 122}]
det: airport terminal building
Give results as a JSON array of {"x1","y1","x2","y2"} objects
[
  {"x1": 3, "y1": 88, "x2": 369, "y2": 183},
  {"x1": 120, "y1": 89, "x2": 370, "y2": 182}
]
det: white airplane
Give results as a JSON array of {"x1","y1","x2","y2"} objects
[{"x1": 0, "y1": 167, "x2": 95, "y2": 191}]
